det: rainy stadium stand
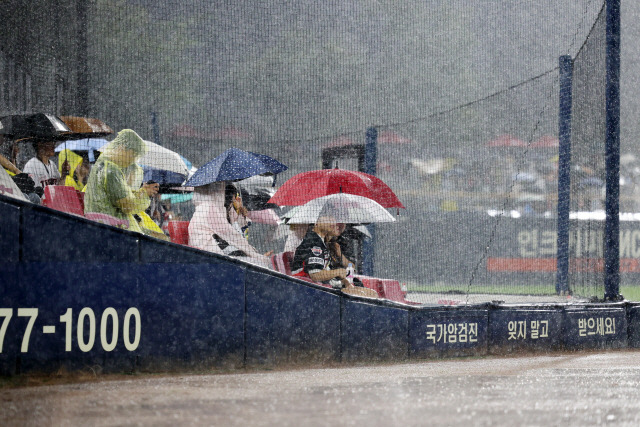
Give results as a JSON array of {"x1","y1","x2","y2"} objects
[
  {"x1": 1, "y1": 0, "x2": 638, "y2": 376},
  {"x1": 1, "y1": 192, "x2": 638, "y2": 375}
]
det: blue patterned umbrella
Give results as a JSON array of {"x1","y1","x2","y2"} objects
[{"x1": 184, "y1": 147, "x2": 287, "y2": 187}]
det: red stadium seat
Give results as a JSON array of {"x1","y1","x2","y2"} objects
[
  {"x1": 353, "y1": 275, "x2": 413, "y2": 303},
  {"x1": 76, "y1": 190, "x2": 85, "y2": 212},
  {"x1": 271, "y1": 251, "x2": 293, "y2": 275},
  {"x1": 42, "y1": 185, "x2": 84, "y2": 217},
  {"x1": 167, "y1": 220, "x2": 190, "y2": 245},
  {"x1": 378, "y1": 279, "x2": 408, "y2": 303},
  {"x1": 353, "y1": 275, "x2": 384, "y2": 296}
]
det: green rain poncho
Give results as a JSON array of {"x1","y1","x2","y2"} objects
[{"x1": 84, "y1": 129, "x2": 149, "y2": 233}]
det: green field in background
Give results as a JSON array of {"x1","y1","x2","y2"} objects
[{"x1": 407, "y1": 283, "x2": 640, "y2": 302}]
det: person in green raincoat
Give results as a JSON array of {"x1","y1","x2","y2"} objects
[
  {"x1": 84, "y1": 129, "x2": 158, "y2": 233},
  {"x1": 123, "y1": 162, "x2": 170, "y2": 241},
  {"x1": 57, "y1": 148, "x2": 90, "y2": 191}
]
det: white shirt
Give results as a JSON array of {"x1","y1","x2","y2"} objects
[{"x1": 23, "y1": 157, "x2": 60, "y2": 187}]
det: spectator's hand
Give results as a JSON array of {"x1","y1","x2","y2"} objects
[
  {"x1": 232, "y1": 194, "x2": 249, "y2": 217},
  {"x1": 143, "y1": 182, "x2": 160, "y2": 197},
  {"x1": 333, "y1": 268, "x2": 347, "y2": 280},
  {"x1": 61, "y1": 160, "x2": 70, "y2": 177},
  {"x1": 264, "y1": 250, "x2": 274, "y2": 257}
]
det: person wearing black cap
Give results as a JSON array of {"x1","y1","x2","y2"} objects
[{"x1": 23, "y1": 140, "x2": 69, "y2": 188}]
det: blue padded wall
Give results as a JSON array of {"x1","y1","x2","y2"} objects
[
  {"x1": 245, "y1": 270, "x2": 341, "y2": 366},
  {"x1": 137, "y1": 261, "x2": 245, "y2": 370},
  {"x1": 488, "y1": 307, "x2": 564, "y2": 354},
  {"x1": 2, "y1": 195, "x2": 639, "y2": 375},
  {"x1": 21, "y1": 206, "x2": 139, "y2": 262},
  {"x1": 563, "y1": 306, "x2": 628, "y2": 350},
  {"x1": 10, "y1": 262, "x2": 140, "y2": 373},
  {"x1": 627, "y1": 304, "x2": 640, "y2": 348},
  {"x1": 341, "y1": 299, "x2": 408, "y2": 362},
  {"x1": 0, "y1": 199, "x2": 21, "y2": 374},
  {"x1": 138, "y1": 238, "x2": 245, "y2": 369},
  {"x1": 409, "y1": 308, "x2": 489, "y2": 358},
  {"x1": 139, "y1": 235, "x2": 227, "y2": 264},
  {"x1": 0, "y1": 199, "x2": 20, "y2": 264}
]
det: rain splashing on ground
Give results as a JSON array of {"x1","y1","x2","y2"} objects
[{"x1": 3, "y1": 351, "x2": 640, "y2": 426}]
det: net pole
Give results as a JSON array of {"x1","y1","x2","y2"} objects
[
  {"x1": 362, "y1": 127, "x2": 377, "y2": 276},
  {"x1": 604, "y1": 0, "x2": 621, "y2": 300},
  {"x1": 76, "y1": 0, "x2": 89, "y2": 116},
  {"x1": 151, "y1": 111, "x2": 160, "y2": 146},
  {"x1": 556, "y1": 55, "x2": 573, "y2": 295}
]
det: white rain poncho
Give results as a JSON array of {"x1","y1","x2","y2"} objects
[{"x1": 188, "y1": 181, "x2": 271, "y2": 269}]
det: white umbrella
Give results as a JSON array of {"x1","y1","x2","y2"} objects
[
  {"x1": 139, "y1": 140, "x2": 190, "y2": 176},
  {"x1": 99, "y1": 140, "x2": 189, "y2": 176},
  {"x1": 286, "y1": 193, "x2": 396, "y2": 225}
]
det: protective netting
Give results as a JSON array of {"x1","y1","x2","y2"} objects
[
  {"x1": 565, "y1": 5, "x2": 607, "y2": 299},
  {"x1": 0, "y1": 0, "x2": 617, "y2": 305}
]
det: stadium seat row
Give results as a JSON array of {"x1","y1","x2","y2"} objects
[{"x1": 42, "y1": 185, "x2": 129, "y2": 228}]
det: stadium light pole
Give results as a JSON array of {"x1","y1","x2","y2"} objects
[
  {"x1": 604, "y1": 0, "x2": 621, "y2": 301},
  {"x1": 556, "y1": 55, "x2": 573, "y2": 295},
  {"x1": 362, "y1": 127, "x2": 378, "y2": 276}
]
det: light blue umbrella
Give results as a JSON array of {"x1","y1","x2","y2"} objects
[
  {"x1": 184, "y1": 147, "x2": 287, "y2": 187},
  {"x1": 55, "y1": 138, "x2": 108, "y2": 162}
]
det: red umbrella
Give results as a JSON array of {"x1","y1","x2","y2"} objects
[{"x1": 268, "y1": 169, "x2": 405, "y2": 209}]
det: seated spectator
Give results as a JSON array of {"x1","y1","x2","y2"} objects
[
  {"x1": 325, "y1": 223, "x2": 354, "y2": 269},
  {"x1": 222, "y1": 183, "x2": 273, "y2": 255},
  {"x1": 293, "y1": 217, "x2": 378, "y2": 298},
  {"x1": 23, "y1": 140, "x2": 69, "y2": 188},
  {"x1": 325, "y1": 223, "x2": 372, "y2": 289},
  {"x1": 189, "y1": 181, "x2": 272, "y2": 269},
  {"x1": 84, "y1": 129, "x2": 158, "y2": 234},
  {"x1": 291, "y1": 216, "x2": 351, "y2": 288},
  {"x1": 58, "y1": 149, "x2": 90, "y2": 191}
]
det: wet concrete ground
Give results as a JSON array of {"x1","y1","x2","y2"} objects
[{"x1": 2, "y1": 351, "x2": 640, "y2": 426}]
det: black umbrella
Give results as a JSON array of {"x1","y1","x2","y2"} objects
[{"x1": 0, "y1": 113, "x2": 72, "y2": 142}]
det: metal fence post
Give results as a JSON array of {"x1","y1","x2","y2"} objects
[
  {"x1": 556, "y1": 55, "x2": 573, "y2": 295},
  {"x1": 604, "y1": 0, "x2": 621, "y2": 300},
  {"x1": 362, "y1": 127, "x2": 378, "y2": 276}
]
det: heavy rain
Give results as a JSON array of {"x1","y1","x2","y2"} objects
[{"x1": 3, "y1": 0, "x2": 640, "y2": 425}]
